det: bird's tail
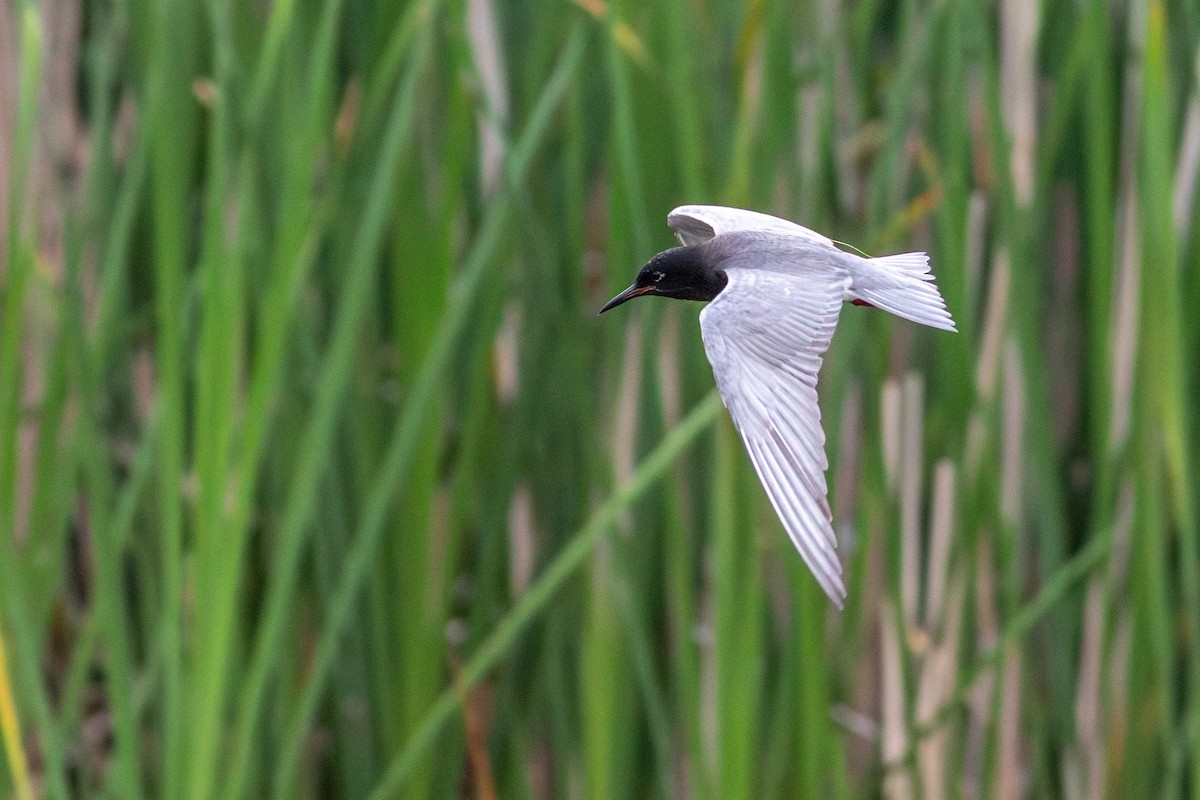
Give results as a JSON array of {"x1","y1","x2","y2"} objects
[{"x1": 848, "y1": 252, "x2": 957, "y2": 332}]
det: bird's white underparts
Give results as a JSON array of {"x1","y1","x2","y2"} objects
[{"x1": 600, "y1": 205, "x2": 957, "y2": 608}]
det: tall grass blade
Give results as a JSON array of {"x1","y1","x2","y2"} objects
[{"x1": 369, "y1": 392, "x2": 722, "y2": 797}]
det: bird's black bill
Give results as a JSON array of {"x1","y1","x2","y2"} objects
[{"x1": 599, "y1": 283, "x2": 655, "y2": 314}]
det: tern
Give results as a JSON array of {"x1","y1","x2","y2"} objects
[{"x1": 600, "y1": 205, "x2": 956, "y2": 607}]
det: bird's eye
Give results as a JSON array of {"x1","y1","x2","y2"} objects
[{"x1": 653, "y1": 271, "x2": 665, "y2": 282}]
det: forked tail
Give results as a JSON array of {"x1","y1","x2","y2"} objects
[{"x1": 848, "y1": 252, "x2": 957, "y2": 332}]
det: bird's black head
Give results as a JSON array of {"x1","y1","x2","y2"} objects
[{"x1": 599, "y1": 245, "x2": 728, "y2": 313}]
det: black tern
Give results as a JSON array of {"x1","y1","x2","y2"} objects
[{"x1": 600, "y1": 205, "x2": 956, "y2": 607}]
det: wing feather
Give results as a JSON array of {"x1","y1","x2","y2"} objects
[
  {"x1": 668, "y1": 205, "x2": 837, "y2": 249},
  {"x1": 699, "y1": 268, "x2": 849, "y2": 606}
]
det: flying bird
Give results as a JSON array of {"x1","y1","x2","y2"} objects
[{"x1": 600, "y1": 205, "x2": 956, "y2": 607}]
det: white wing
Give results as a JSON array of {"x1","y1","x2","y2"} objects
[
  {"x1": 668, "y1": 205, "x2": 836, "y2": 249},
  {"x1": 699, "y1": 267, "x2": 849, "y2": 606}
]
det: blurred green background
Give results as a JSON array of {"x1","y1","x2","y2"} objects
[{"x1": 2, "y1": 0, "x2": 1199, "y2": 797}]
